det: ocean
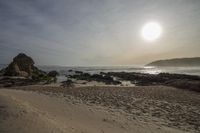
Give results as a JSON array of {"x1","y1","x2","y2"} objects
[
  {"x1": 1, "y1": 64, "x2": 200, "y2": 76},
  {"x1": 37, "y1": 66, "x2": 200, "y2": 76},
  {"x1": 1, "y1": 64, "x2": 200, "y2": 83}
]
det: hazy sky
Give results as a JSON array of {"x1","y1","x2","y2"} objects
[{"x1": 0, "y1": 0, "x2": 200, "y2": 66}]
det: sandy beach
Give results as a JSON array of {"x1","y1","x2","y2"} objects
[{"x1": 0, "y1": 85, "x2": 199, "y2": 133}]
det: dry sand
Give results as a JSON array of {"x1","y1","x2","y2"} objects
[{"x1": 0, "y1": 85, "x2": 199, "y2": 133}]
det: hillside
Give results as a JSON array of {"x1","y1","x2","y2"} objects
[{"x1": 146, "y1": 57, "x2": 200, "y2": 67}]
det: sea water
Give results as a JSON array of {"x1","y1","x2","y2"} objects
[
  {"x1": 1, "y1": 65, "x2": 200, "y2": 82},
  {"x1": 37, "y1": 66, "x2": 200, "y2": 75},
  {"x1": 37, "y1": 66, "x2": 200, "y2": 82},
  {"x1": 1, "y1": 65, "x2": 200, "y2": 76}
]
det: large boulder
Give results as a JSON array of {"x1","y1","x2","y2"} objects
[{"x1": 3, "y1": 53, "x2": 44, "y2": 78}]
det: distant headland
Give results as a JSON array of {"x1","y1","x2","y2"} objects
[{"x1": 146, "y1": 57, "x2": 200, "y2": 67}]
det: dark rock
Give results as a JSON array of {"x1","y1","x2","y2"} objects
[
  {"x1": 0, "y1": 77, "x2": 37, "y2": 87},
  {"x1": 2, "y1": 53, "x2": 49, "y2": 79},
  {"x1": 48, "y1": 71, "x2": 59, "y2": 77},
  {"x1": 105, "y1": 72, "x2": 200, "y2": 92},
  {"x1": 61, "y1": 79, "x2": 74, "y2": 88},
  {"x1": 165, "y1": 80, "x2": 200, "y2": 92},
  {"x1": 1, "y1": 53, "x2": 49, "y2": 79},
  {"x1": 4, "y1": 53, "x2": 34, "y2": 77},
  {"x1": 0, "y1": 53, "x2": 55, "y2": 86},
  {"x1": 69, "y1": 72, "x2": 121, "y2": 85},
  {"x1": 0, "y1": 68, "x2": 5, "y2": 76},
  {"x1": 75, "y1": 71, "x2": 83, "y2": 74}
]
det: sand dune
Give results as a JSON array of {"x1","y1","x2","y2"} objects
[{"x1": 0, "y1": 87, "x2": 194, "y2": 133}]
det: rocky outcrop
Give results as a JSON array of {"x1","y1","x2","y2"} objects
[
  {"x1": 105, "y1": 72, "x2": 200, "y2": 92},
  {"x1": 4, "y1": 53, "x2": 35, "y2": 77},
  {"x1": 0, "y1": 53, "x2": 58, "y2": 87},
  {"x1": 68, "y1": 72, "x2": 121, "y2": 85},
  {"x1": 3, "y1": 53, "x2": 49, "y2": 80}
]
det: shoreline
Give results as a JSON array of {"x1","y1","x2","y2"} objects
[
  {"x1": 0, "y1": 70, "x2": 200, "y2": 132},
  {"x1": 1, "y1": 71, "x2": 200, "y2": 91}
]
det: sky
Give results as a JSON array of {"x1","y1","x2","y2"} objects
[{"x1": 0, "y1": 0, "x2": 200, "y2": 66}]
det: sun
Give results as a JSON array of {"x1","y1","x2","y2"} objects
[{"x1": 141, "y1": 22, "x2": 162, "y2": 41}]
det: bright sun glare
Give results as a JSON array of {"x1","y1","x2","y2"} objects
[{"x1": 142, "y1": 22, "x2": 162, "y2": 41}]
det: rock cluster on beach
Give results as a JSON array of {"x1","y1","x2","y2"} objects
[
  {"x1": 2, "y1": 53, "x2": 49, "y2": 79},
  {"x1": 66, "y1": 70, "x2": 200, "y2": 92},
  {"x1": 47, "y1": 71, "x2": 59, "y2": 77},
  {"x1": 0, "y1": 53, "x2": 58, "y2": 87},
  {"x1": 105, "y1": 72, "x2": 200, "y2": 92},
  {"x1": 68, "y1": 72, "x2": 121, "y2": 85},
  {"x1": 4, "y1": 53, "x2": 35, "y2": 77}
]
